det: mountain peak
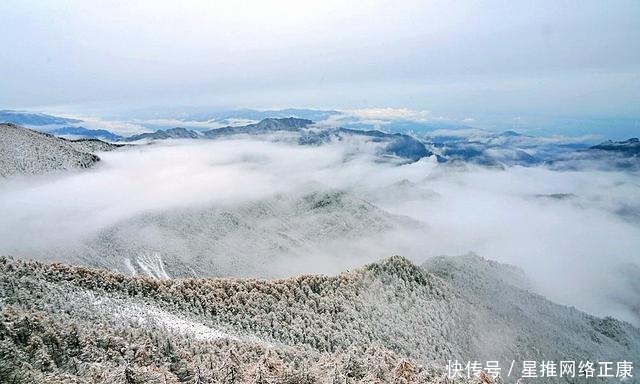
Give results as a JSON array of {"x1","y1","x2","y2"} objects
[
  {"x1": 590, "y1": 137, "x2": 640, "y2": 155},
  {"x1": 123, "y1": 127, "x2": 199, "y2": 141},
  {"x1": 164, "y1": 127, "x2": 199, "y2": 136},
  {"x1": 202, "y1": 117, "x2": 314, "y2": 138},
  {"x1": 499, "y1": 130, "x2": 522, "y2": 137},
  {"x1": 254, "y1": 117, "x2": 314, "y2": 129},
  {"x1": 364, "y1": 255, "x2": 429, "y2": 285}
]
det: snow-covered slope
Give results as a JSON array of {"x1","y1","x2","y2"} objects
[
  {"x1": 0, "y1": 123, "x2": 120, "y2": 177},
  {"x1": 1, "y1": 255, "x2": 637, "y2": 383},
  {"x1": 65, "y1": 138, "x2": 124, "y2": 153},
  {"x1": 423, "y1": 253, "x2": 640, "y2": 364},
  {"x1": 43, "y1": 191, "x2": 423, "y2": 278}
]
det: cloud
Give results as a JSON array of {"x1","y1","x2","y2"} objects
[
  {"x1": 138, "y1": 118, "x2": 224, "y2": 129},
  {"x1": 0, "y1": 137, "x2": 638, "y2": 325},
  {"x1": 69, "y1": 116, "x2": 150, "y2": 135},
  {"x1": 314, "y1": 108, "x2": 443, "y2": 130},
  {"x1": 427, "y1": 127, "x2": 599, "y2": 145},
  {"x1": 136, "y1": 117, "x2": 259, "y2": 130},
  {"x1": 427, "y1": 128, "x2": 490, "y2": 138},
  {"x1": 343, "y1": 108, "x2": 432, "y2": 123}
]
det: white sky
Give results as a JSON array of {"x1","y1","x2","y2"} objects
[{"x1": 1, "y1": 0, "x2": 639, "y2": 118}]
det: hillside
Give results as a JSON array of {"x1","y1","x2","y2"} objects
[
  {"x1": 0, "y1": 123, "x2": 120, "y2": 177},
  {"x1": 423, "y1": 254, "x2": 640, "y2": 365},
  {"x1": 1, "y1": 255, "x2": 638, "y2": 383},
  {"x1": 30, "y1": 191, "x2": 423, "y2": 278},
  {"x1": 0, "y1": 256, "x2": 470, "y2": 383}
]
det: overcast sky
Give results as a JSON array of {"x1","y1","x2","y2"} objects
[{"x1": 1, "y1": 1, "x2": 639, "y2": 122}]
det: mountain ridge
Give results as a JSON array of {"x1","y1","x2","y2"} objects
[
  {"x1": 51, "y1": 126, "x2": 124, "y2": 141},
  {"x1": 1, "y1": 254, "x2": 638, "y2": 383},
  {"x1": 116, "y1": 117, "x2": 435, "y2": 163},
  {"x1": 0, "y1": 123, "x2": 120, "y2": 177},
  {"x1": 0, "y1": 110, "x2": 81, "y2": 126}
]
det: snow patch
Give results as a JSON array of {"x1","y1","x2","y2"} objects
[
  {"x1": 85, "y1": 290, "x2": 240, "y2": 342},
  {"x1": 144, "y1": 307, "x2": 240, "y2": 342},
  {"x1": 136, "y1": 252, "x2": 170, "y2": 279}
]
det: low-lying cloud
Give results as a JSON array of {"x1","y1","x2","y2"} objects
[{"x1": 0, "y1": 137, "x2": 638, "y2": 324}]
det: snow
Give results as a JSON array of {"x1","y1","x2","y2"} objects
[
  {"x1": 145, "y1": 306, "x2": 239, "y2": 342},
  {"x1": 0, "y1": 123, "x2": 119, "y2": 177},
  {"x1": 135, "y1": 252, "x2": 171, "y2": 280},
  {"x1": 84, "y1": 289, "x2": 242, "y2": 343}
]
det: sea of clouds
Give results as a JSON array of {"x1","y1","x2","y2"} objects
[{"x1": 0, "y1": 137, "x2": 638, "y2": 324}]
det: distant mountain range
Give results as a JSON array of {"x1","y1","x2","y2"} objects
[
  {"x1": 0, "y1": 110, "x2": 82, "y2": 126},
  {"x1": 116, "y1": 107, "x2": 341, "y2": 125},
  {"x1": 50, "y1": 126, "x2": 124, "y2": 141},
  {"x1": 118, "y1": 117, "x2": 435, "y2": 163},
  {"x1": 3, "y1": 109, "x2": 638, "y2": 169},
  {"x1": 202, "y1": 117, "x2": 314, "y2": 138},
  {"x1": 546, "y1": 137, "x2": 640, "y2": 171},
  {"x1": 428, "y1": 131, "x2": 640, "y2": 169},
  {"x1": 115, "y1": 117, "x2": 315, "y2": 141},
  {"x1": 125, "y1": 127, "x2": 199, "y2": 141},
  {"x1": 590, "y1": 138, "x2": 640, "y2": 156}
]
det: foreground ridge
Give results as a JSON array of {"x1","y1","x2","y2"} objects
[{"x1": 1, "y1": 255, "x2": 638, "y2": 383}]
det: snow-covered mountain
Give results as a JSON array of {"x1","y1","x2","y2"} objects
[
  {"x1": 51, "y1": 126, "x2": 124, "y2": 142},
  {"x1": 1, "y1": 255, "x2": 637, "y2": 383},
  {"x1": 29, "y1": 191, "x2": 423, "y2": 278},
  {"x1": 423, "y1": 253, "x2": 640, "y2": 364},
  {"x1": 0, "y1": 123, "x2": 120, "y2": 177},
  {"x1": 117, "y1": 117, "x2": 435, "y2": 163},
  {"x1": 10, "y1": 108, "x2": 634, "y2": 169},
  {"x1": 300, "y1": 127, "x2": 435, "y2": 162},
  {"x1": 202, "y1": 117, "x2": 314, "y2": 137},
  {"x1": 590, "y1": 138, "x2": 640, "y2": 156},
  {"x1": 123, "y1": 127, "x2": 201, "y2": 141},
  {"x1": 547, "y1": 137, "x2": 640, "y2": 171},
  {"x1": 2, "y1": 109, "x2": 636, "y2": 170},
  {"x1": 117, "y1": 118, "x2": 314, "y2": 142},
  {"x1": 426, "y1": 130, "x2": 593, "y2": 167}
]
